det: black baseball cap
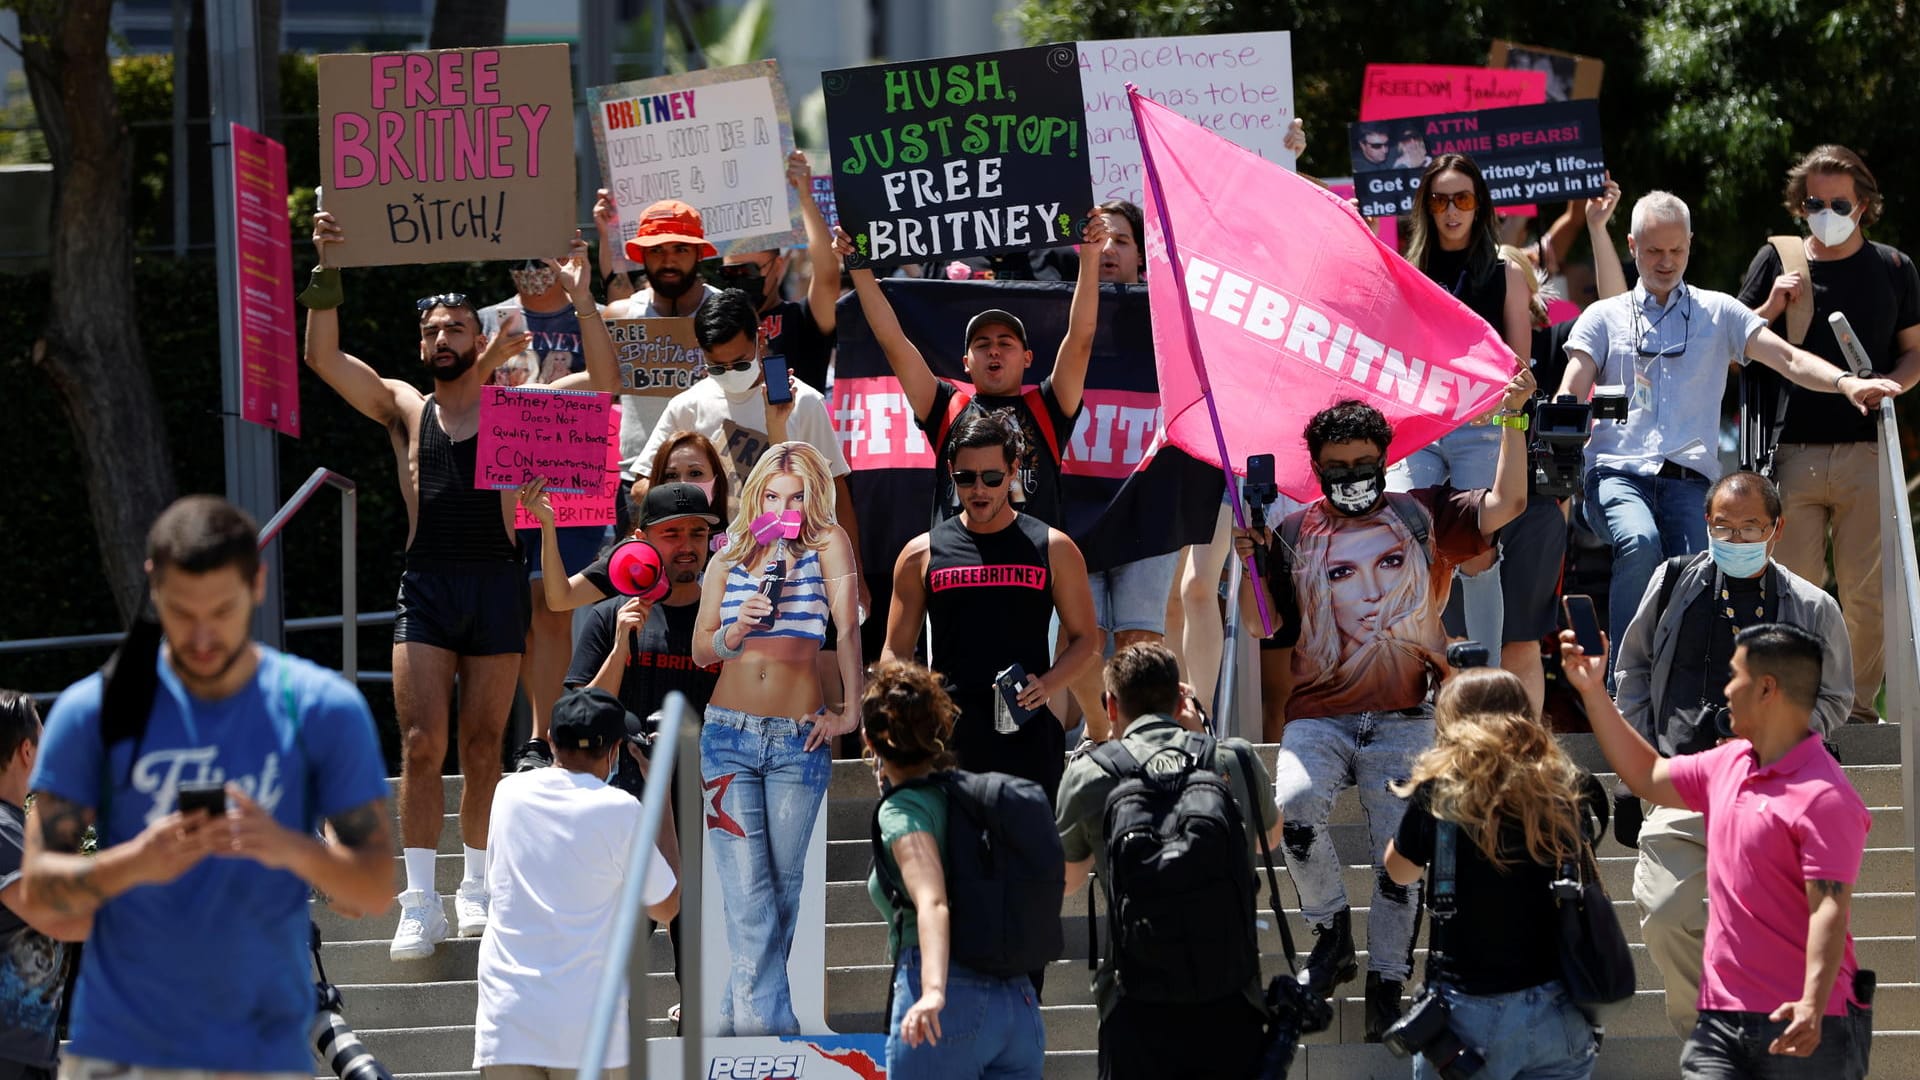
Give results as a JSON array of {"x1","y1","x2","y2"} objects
[
  {"x1": 964, "y1": 309, "x2": 1027, "y2": 349},
  {"x1": 640, "y1": 482, "x2": 721, "y2": 527},
  {"x1": 549, "y1": 688, "x2": 629, "y2": 752}
]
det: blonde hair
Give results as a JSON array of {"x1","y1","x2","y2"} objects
[
  {"x1": 1291, "y1": 510, "x2": 1431, "y2": 686},
  {"x1": 1395, "y1": 668, "x2": 1585, "y2": 870},
  {"x1": 1499, "y1": 244, "x2": 1550, "y2": 328},
  {"x1": 718, "y1": 441, "x2": 837, "y2": 566}
]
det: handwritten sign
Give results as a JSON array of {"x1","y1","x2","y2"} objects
[
  {"x1": 823, "y1": 44, "x2": 1092, "y2": 265},
  {"x1": 1358, "y1": 63, "x2": 1546, "y2": 122},
  {"x1": 809, "y1": 173, "x2": 839, "y2": 234},
  {"x1": 1348, "y1": 100, "x2": 1607, "y2": 217},
  {"x1": 514, "y1": 402, "x2": 621, "y2": 528},
  {"x1": 1077, "y1": 31, "x2": 1294, "y2": 204},
  {"x1": 232, "y1": 123, "x2": 299, "y2": 437},
  {"x1": 610, "y1": 317, "x2": 705, "y2": 399},
  {"x1": 1489, "y1": 41, "x2": 1604, "y2": 102},
  {"x1": 476, "y1": 387, "x2": 614, "y2": 494},
  {"x1": 588, "y1": 60, "x2": 801, "y2": 258},
  {"x1": 317, "y1": 44, "x2": 576, "y2": 266}
]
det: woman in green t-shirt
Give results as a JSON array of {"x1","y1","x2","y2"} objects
[{"x1": 864, "y1": 661, "x2": 1045, "y2": 1078}]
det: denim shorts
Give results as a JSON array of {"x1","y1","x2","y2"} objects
[{"x1": 1089, "y1": 551, "x2": 1182, "y2": 635}]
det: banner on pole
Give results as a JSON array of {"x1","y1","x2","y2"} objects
[{"x1": 232, "y1": 122, "x2": 299, "y2": 437}]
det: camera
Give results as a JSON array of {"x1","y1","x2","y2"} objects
[
  {"x1": 1257, "y1": 971, "x2": 1334, "y2": 1078},
  {"x1": 1446, "y1": 641, "x2": 1490, "y2": 671},
  {"x1": 1529, "y1": 396, "x2": 1592, "y2": 499},
  {"x1": 309, "y1": 923, "x2": 396, "y2": 1080},
  {"x1": 1591, "y1": 386, "x2": 1629, "y2": 421},
  {"x1": 1382, "y1": 991, "x2": 1486, "y2": 1079}
]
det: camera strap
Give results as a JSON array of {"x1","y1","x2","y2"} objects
[
  {"x1": 1232, "y1": 744, "x2": 1303, "y2": 974},
  {"x1": 1426, "y1": 819, "x2": 1460, "y2": 983}
]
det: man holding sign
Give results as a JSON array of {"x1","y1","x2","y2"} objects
[{"x1": 300, "y1": 213, "x2": 620, "y2": 962}]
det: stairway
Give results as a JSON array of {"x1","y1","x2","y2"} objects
[{"x1": 315, "y1": 722, "x2": 1920, "y2": 1079}]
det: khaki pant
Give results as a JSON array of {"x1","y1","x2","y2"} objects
[
  {"x1": 481, "y1": 1069, "x2": 627, "y2": 1080},
  {"x1": 1634, "y1": 804, "x2": 1709, "y2": 1039},
  {"x1": 1773, "y1": 441, "x2": 1884, "y2": 723},
  {"x1": 59, "y1": 1057, "x2": 305, "y2": 1080}
]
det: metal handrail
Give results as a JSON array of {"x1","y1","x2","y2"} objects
[
  {"x1": 258, "y1": 468, "x2": 360, "y2": 681},
  {"x1": 0, "y1": 612, "x2": 395, "y2": 658}
]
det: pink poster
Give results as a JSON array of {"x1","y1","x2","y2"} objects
[
  {"x1": 513, "y1": 403, "x2": 622, "y2": 529},
  {"x1": 232, "y1": 123, "x2": 300, "y2": 437}
]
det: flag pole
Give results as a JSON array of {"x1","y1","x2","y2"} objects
[{"x1": 1128, "y1": 85, "x2": 1275, "y2": 645}]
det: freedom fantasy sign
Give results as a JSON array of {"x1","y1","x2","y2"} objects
[
  {"x1": 317, "y1": 44, "x2": 576, "y2": 266},
  {"x1": 588, "y1": 61, "x2": 802, "y2": 257},
  {"x1": 823, "y1": 44, "x2": 1093, "y2": 265}
]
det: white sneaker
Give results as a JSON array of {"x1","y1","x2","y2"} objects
[
  {"x1": 390, "y1": 889, "x2": 448, "y2": 960},
  {"x1": 455, "y1": 879, "x2": 489, "y2": 937}
]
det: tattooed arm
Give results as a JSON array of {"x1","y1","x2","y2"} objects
[
  {"x1": 1769, "y1": 878, "x2": 1853, "y2": 1057},
  {"x1": 20, "y1": 791, "x2": 219, "y2": 921},
  {"x1": 221, "y1": 789, "x2": 393, "y2": 917}
]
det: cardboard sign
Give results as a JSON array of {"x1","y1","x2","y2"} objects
[
  {"x1": 317, "y1": 44, "x2": 576, "y2": 266},
  {"x1": 1077, "y1": 31, "x2": 1294, "y2": 203},
  {"x1": 1489, "y1": 40, "x2": 1605, "y2": 102},
  {"x1": 1348, "y1": 100, "x2": 1607, "y2": 217},
  {"x1": 1358, "y1": 63, "x2": 1546, "y2": 121},
  {"x1": 823, "y1": 44, "x2": 1093, "y2": 265},
  {"x1": 476, "y1": 386, "x2": 615, "y2": 494},
  {"x1": 232, "y1": 122, "x2": 300, "y2": 437},
  {"x1": 609, "y1": 317, "x2": 705, "y2": 398},
  {"x1": 513, "y1": 402, "x2": 620, "y2": 529},
  {"x1": 587, "y1": 60, "x2": 802, "y2": 258}
]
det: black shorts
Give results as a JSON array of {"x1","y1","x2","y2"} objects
[{"x1": 394, "y1": 559, "x2": 529, "y2": 655}]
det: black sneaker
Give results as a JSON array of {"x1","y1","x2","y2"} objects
[
  {"x1": 1364, "y1": 972, "x2": 1404, "y2": 1043},
  {"x1": 1297, "y1": 907, "x2": 1359, "y2": 998},
  {"x1": 512, "y1": 738, "x2": 553, "y2": 773}
]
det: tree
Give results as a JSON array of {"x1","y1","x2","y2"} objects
[
  {"x1": 430, "y1": 0, "x2": 508, "y2": 49},
  {"x1": 5, "y1": 0, "x2": 177, "y2": 623}
]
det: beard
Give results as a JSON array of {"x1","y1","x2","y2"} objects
[
  {"x1": 649, "y1": 267, "x2": 696, "y2": 300},
  {"x1": 428, "y1": 343, "x2": 479, "y2": 382}
]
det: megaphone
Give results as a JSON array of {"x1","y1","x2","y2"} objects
[{"x1": 606, "y1": 538, "x2": 670, "y2": 602}]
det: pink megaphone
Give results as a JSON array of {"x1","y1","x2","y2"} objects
[{"x1": 606, "y1": 539, "x2": 670, "y2": 602}]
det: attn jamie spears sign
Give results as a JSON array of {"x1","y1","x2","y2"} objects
[
  {"x1": 317, "y1": 43, "x2": 576, "y2": 266},
  {"x1": 1347, "y1": 99, "x2": 1607, "y2": 218},
  {"x1": 823, "y1": 44, "x2": 1093, "y2": 266}
]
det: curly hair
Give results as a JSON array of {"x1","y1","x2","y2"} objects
[
  {"x1": 1304, "y1": 400, "x2": 1393, "y2": 460},
  {"x1": 862, "y1": 660, "x2": 957, "y2": 771},
  {"x1": 718, "y1": 441, "x2": 837, "y2": 566},
  {"x1": 1395, "y1": 668, "x2": 1585, "y2": 870}
]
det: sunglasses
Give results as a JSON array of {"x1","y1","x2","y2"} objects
[
  {"x1": 706, "y1": 359, "x2": 756, "y2": 376},
  {"x1": 416, "y1": 292, "x2": 469, "y2": 311},
  {"x1": 950, "y1": 469, "x2": 1008, "y2": 489},
  {"x1": 1363, "y1": 140, "x2": 1390, "y2": 151},
  {"x1": 1425, "y1": 191, "x2": 1478, "y2": 213},
  {"x1": 1803, "y1": 197, "x2": 1856, "y2": 216}
]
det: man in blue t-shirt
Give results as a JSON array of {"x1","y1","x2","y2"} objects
[{"x1": 21, "y1": 496, "x2": 392, "y2": 1073}]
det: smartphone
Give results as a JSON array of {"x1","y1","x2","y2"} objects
[
  {"x1": 176, "y1": 780, "x2": 227, "y2": 817},
  {"x1": 763, "y1": 354, "x2": 793, "y2": 406},
  {"x1": 499, "y1": 305, "x2": 526, "y2": 340},
  {"x1": 1562, "y1": 594, "x2": 1604, "y2": 656},
  {"x1": 1246, "y1": 453, "x2": 1276, "y2": 491},
  {"x1": 993, "y1": 664, "x2": 1039, "y2": 730}
]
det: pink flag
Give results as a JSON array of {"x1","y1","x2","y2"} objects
[{"x1": 1132, "y1": 88, "x2": 1517, "y2": 502}]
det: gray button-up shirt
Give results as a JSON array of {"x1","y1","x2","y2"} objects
[{"x1": 1566, "y1": 281, "x2": 1766, "y2": 481}]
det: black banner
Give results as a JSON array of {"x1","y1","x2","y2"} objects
[
  {"x1": 1347, "y1": 100, "x2": 1606, "y2": 217},
  {"x1": 822, "y1": 45, "x2": 1094, "y2": 267}
]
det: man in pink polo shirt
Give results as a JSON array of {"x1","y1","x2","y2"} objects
[{"x1": 1564, "y1": 622, "x2": 1872, "y2": 1078}]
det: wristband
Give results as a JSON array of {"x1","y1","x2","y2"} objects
[
  {"x1": 1834, "y1": 370, "x2": 1852, "y2": 390},
  {"x1": 574, "y1": 306, "x2": 602, "y2": 321},
  {"x1": 713, "y1": 625, "x2": 746, "y2": 660},
  {"x1": 1493, "y1": 413, "x2": 1530, "y2": 431},
  {"x1": 298, "y1": 265, "x2": 343, "y2": 310}
]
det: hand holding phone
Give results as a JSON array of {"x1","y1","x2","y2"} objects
[
  {"x1": 1562, "y1": 594, "x2": 1604, "y2": 657},
  {"x1": 176, "y1": 781, "x2": 227, "y2": 817},
  {"x1": 763, "y1": 354, "x2": 793, "y2": 406}
]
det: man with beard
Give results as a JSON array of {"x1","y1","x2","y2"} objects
[
  {"x1": 883, "y1": 411, "x2": 1099, "y2": 806},
  {"x1": 301, "y1": 213, "x2": 620, "y2": 961},
  {"x1": 716, "y1": 151, "x2": 842, "y2": 394},
  {"x1": 1234, "y1": 385, "x2": 1531, "y2": 1040}
]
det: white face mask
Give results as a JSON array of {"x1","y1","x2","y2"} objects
[
  {"x1": 709, "y1": 359, "x2": 762, "y2": 399},
  {"x1": 1809, "y1": 208, "x2": 1858, "y2": 247}
]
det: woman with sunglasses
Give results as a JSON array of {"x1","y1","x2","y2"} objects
[
  {"x1": 692, "y1": 441, "x2": 863, "y2": 1036},
  {"x1": 1395, "y1": 154, "x2": 1535, "y2": 661}
]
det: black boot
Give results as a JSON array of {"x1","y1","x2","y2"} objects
[
  {"x1": 1297, "y1": 908, "x2": 1359, "y2": 998},
  {"x1": 1364, "y1": 971, "x2": 1404, "y2": 1043}
]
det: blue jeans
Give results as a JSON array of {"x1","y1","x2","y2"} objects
[
  {"x1": 1391, "y1": 424, "x2": 1504, "y2": 650},
  {"x1": 1680, "y1": 1006, "x2": 1872, "y2": 1080},
  {"x1": 888, "y1": 946, "x2": 1045, "y2": 1078},
  {"x1": 1581, "y1": 466, "x2": 1709, "y2": 663},
  {"x1": 701, "y1": 705, "x2": 832, "y2": 1036},
  {"x1": 1411, "y1": 981, "x2": 1596, "y2": 1080}
]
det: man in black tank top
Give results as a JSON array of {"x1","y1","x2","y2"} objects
[
  {"x1": 300, "y1": 213, "x2": 621, "y2": 962},
  {"x1": 881, "y1": 413, "x2": 1099, "y2": 805}
]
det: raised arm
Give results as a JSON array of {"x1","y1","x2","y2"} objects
[
  {"x1": 882, "y1": 536, "x2": 931, "y2": 664},
  {"x1": 1050, "y1": 211, "x2": 1113, "y2": 418},
  {"x1": 303, "y1": 211, "x2": 415, "y2": 425},
  {"x1": 594, "y1": 188, "x2": 637, "y2": 304},
  {"x1": 834, "y1": 226, "x2": 940, "y2": 421},
  {"x1": 1558, "y1": 633, "x2": 1686, "y2": 808},
  {"x1": 1499, "y1": 254, "x2": 1534, "y2": 362},
  {"x1": 1585, "y1": 179, "x2": 1628, "y2": 301},
  {"x1": 1480, "y1": 366, "x2": 1538, "y2": 535},
  {"x1": 552, "y1": 231, "x2": 619, "y2": 394},
  {"x1": 790, "y1": 152, "x2": 840, "y2": 337}
]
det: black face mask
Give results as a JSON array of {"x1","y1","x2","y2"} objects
[
  {"x1": 1317, "y1": 462, "x2": 1386, "y2": 515},
  {"x1": 719, "y1": 263, "x2": 773, "y2": 304}
]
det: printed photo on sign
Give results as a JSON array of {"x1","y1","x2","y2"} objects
[
  {"x1": 608, "y1": 317, "x2": 706, "y2": 398},
  {"x1": 1488, "y1": 40, "x2": 1605, "y2": 102},
  {"x1": 588, "y1": 60, "x2": 802, "y2": 257},
  {"x1": 823, "y1": 44, "x2": 1093, "y2": 265},
  {"x1": 1346, "y1": 100, "x2": 1607, "y2": 218},
  {"x1": 1076, "y1": 31, "x2": 1294, "y2": 203},
  {"x1": 316, "y1": 44, "x2": 576, "y2": 266},
  {"x1": 475, "y1": 386, "x2": 615, "y2": 493}
]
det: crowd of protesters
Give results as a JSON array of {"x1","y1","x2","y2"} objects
[{"x1": 4, "y1": 115, "x2": 1908, "y2": 1080}]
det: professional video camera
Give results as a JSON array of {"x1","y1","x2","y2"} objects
[
  {"x1": 310, "y1": 922, "x2": 396, "y2": 1080},
  {"x1": 1528, "y1": 390, "x2": 1627, "y2": 498}
]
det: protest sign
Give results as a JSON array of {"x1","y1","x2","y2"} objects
[
  {"x1": 1347, "y1": 100, "x2": 1606, "y2": 218},
  {"x1": 1358, "y1": 63, "x2": 1546, "y2": 121},
  {"x1": 1133, "y1": 88, "x2": 1513, "y2": 501},
  {"x1": 1489, "y1": 40, "x2": 1604, "y2": 102},
  {"x1": 317, "y1": 44, "x2": 575, "y2": 266},
  {"x1": 1077, "y1": 32, "x2": 1294, "y2": 203},
  {"x1": 809, "y1": 173, "x2": 839, "y2": 234},
  {"x1": 1323, "y1": 177, "x2": 1399, "y2": 249},
  {"x1": 823, "y1": 44, "x2": 1092, "y2": 265},
  {"x1": 588, "y1": 60, "x2": 801, "y2": 257},
  {"x1": 231, "y1": 122, "x2": 299, "y2": 438},
  {"x1": 476, "y1": 387, "x2": 614, "y2": 494},
  {"x1": 608, "y1": 317, "x2": 705, "y2": 399},
  {"x1": 513, "y1": 402, "x2": 621, "y2": 529}
]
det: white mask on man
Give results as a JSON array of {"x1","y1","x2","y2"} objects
[{"x1": 1809, "y1": 209, "x2": 1858, "y2": 247}]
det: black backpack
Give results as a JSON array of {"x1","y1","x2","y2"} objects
[
  {"x1": 870, "y1": 770, "x2": 1065, "y2": 979},
  {"x1": 1090, "y1": 731, "x2": 1259, "y2": 1003}
]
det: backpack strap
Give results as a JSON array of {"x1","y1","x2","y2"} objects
[
  {"x1": 929, "y1": 384, "x2": 975, "y2": 455},
  {"x1": 1229, "y1": 743, "x2": 1304, "y2": 974},
  {"x1": 1383, "y1": 491, "x2": 1431, "y2": 547},
  {"x1": 1087, "y1": 738, "x2": 1143, "y2": 782},
  {"x1": 1767, "y1": 235, "x2": 1815, "y2": 345},
  {"x1": 1021, "y1": 386, "x2": 1063, "y2": 463},
  {"x1": 1653, "y1": 553, "x2": 1701, "y2": 622}
]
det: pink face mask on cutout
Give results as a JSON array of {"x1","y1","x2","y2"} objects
[{"x1": 749, "y1": 510, "x2": 803, "y2": 544}]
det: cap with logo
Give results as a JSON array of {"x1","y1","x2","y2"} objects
[
  {"x1": 549, "y1": 687, "x2": 630, "y2": 752},
  {"x1": 641, "y1": 482, "x2": 722, "y2": 527},
  {"x1": 963, "y1": 309, "x2": 1028, "y2": 349},
  {"x1": 624, "y1": 199, "x2": 719, "y2": 263}
]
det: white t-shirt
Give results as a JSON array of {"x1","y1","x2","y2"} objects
[
  {"x1": 636, "y1": 374, "x2": 851, "y2": 521},
  {"x1": 610, "y1": 284, "x2": 721, "y2": 478},
  {"x1": 473, "y1": 767, "x2": 675, "y2": 1069}
]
